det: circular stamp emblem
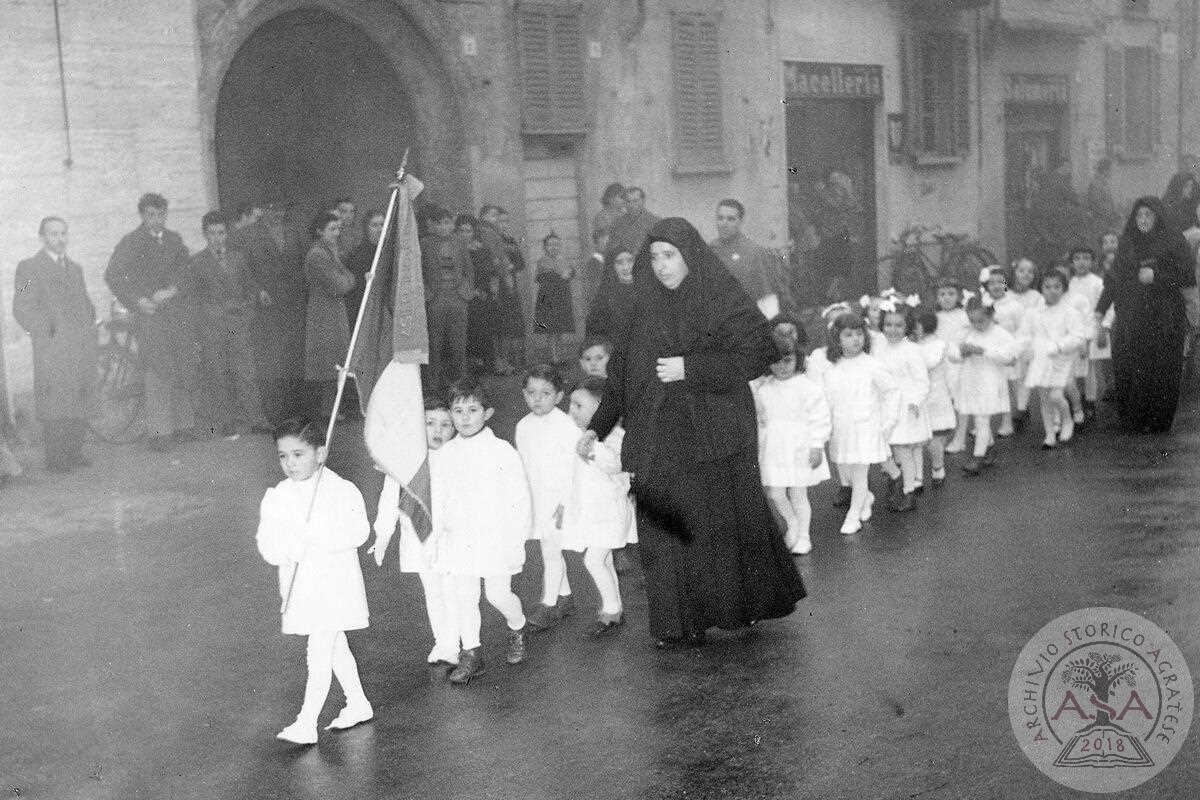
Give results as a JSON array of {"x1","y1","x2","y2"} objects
[{"x1": 1008, "y1": 607, "x2": 1194, "y2": 793}]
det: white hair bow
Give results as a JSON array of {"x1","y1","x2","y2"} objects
[
  {"x1": 962, "y1": 289, "x2": 975, "y2": 302},
  {"x1": 822, "y1": 301, "x2": 852, "y2": 324},
  {"x1": 979, "y1": 267, "x2": 992, "y2": 285},
  {"x1": 859, "y1": 294, "x2": 872, "y2": 309},
  {"x1": 904, "y1": 294, "x2": 921, "y2": 308},
  {"x1": 878, "y1": 297, "x2": 898, "y2": 313}
]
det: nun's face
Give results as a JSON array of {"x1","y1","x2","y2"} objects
[
  {"x1": 1136, "y1": 206, "x2": 1156, "y2": 233},
  {"x1": 613, "y1": 251, "x2": 635, "y2": 283},
  {"x1": 650, "y1": 241, "x2": 689, "y2": 289}
]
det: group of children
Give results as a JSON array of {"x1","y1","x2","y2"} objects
[
  {"x1": 255, "y1": 339, "x2": 632, "y2": 744},
  {"x1": 749, "y1": 244, "x2": 1113, "y2": 545}
]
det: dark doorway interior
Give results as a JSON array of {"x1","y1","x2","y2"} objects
[
  {"x1": 786, "y1": 99, "x2": 877, "y2": 303},
  {"x1": 215, "y1": 9, "x2": 416, "y2": 233},
  {"x1": 1003, "y1": 103, "x2": 1068, "y2": 264}
]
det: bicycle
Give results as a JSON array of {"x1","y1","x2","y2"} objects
[
  {"x1": 875, "y1": 225, "x2": 997, "y2": 300},
  {"x1": 88, "y1": 305, "x2": 146, "y2": 444}
]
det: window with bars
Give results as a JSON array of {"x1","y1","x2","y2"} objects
[
  {"x1": 671, "y1": 12, "x2": 727, "y2": 172},
  {"x1": 516, "y1": 3, "x2": 587, "y2": 134},
  {"x1": 1105, "y1": 46, "x2": 1160, "y2": 158},
  {"x1": 903, "y1": 30, "x2": 970, "y2": 162}
]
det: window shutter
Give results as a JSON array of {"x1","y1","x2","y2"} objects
[
  {"x1": 517, "y1": 3, "x2": 587, "y2": 134},
  {"x1": 900, "y1": 31, "x2": 921, "y2": 157},
  {"x1": 1148, "y1": 48, "x2": 1161, "y2": 146},
  {"x1": 1104, "y1": 46, "x2": 1124, "y2": 156},
  {"x1": 951, "y1": 33, "x2": 970, "y2": 156},
  {"x1": 672, "y1": 13, "x2": 726, "y2": 169}
]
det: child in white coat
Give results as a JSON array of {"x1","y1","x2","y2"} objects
[
  {"x1": 752, "y1": 317, "x2": 831, "y2": 554},
  {"x1": 430, "y1": 378, "x2": 532, "y2": 684},
  {"x1": 562, "y1": 377, "x2": 635, "y2": 635},
  {"x1": 1021, "y1": 266, "x2": 1088, "y2": 448},
  {"x1": 515, "y1": 364, "x2": 579, "y2": 630},
  {"x1": 821, "y1": 313, "x2": 900, "y2": 535},
  {"x1": 874, "y1": 304, "x2": 930, "y2": 512},
  {"x1": 935, "y1": 279, "x2": 972, "y2": 453},
  {"x1": 913, "y1": 310, "x2": 955, "y2": 488},
  {"x1": 948, "y1": 297, "x2": 1018, "y2": 474},
  {"x1": 1008, "y1": 258, "x2": 1046, "y2": 428},
  {"x1": 1067, "y1": 247, "x2": 1105, "y2": 420},
  {"x1": 982, "y1": 266, "x2": 1030, "y2": 438},
  {"x1": 256, "y1": 418, "x2": 372, "y2": 745},
  {"x1": 369, "y1": 396, "x2": 459, "y2": 669}
]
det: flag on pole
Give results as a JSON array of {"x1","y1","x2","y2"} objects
[{"x1": 352, "y1": 175, "x2": 433, "y2": 540}]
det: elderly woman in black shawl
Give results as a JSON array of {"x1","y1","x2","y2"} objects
[
  {"x1": 1161, "y1": 171, "x2": 1200, "y2": 234},
  {"x1": 581, "y1": 218, "x2": 805, "y2": 647},
  {"x1": 1097, "y1": 196, "x2": 1196, "y2": 433}
]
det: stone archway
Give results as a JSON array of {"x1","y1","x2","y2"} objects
[{"x1": 200, "y1": 0, "x2": 472, "y2": 223}]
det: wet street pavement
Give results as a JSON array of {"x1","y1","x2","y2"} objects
[{"x1": 2, "y1": 376, "x2": 1198, "y2": 800}]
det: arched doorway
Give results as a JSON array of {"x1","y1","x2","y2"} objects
[{"x1": 215, "y1": 8, "x2": 417, "y2": 230}]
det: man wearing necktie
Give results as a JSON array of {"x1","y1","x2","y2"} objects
[
  {"x1": 13, "y1": 216, "x2": 98, "y2": 471},
  {"x1": 105, "y1": 193, "x2": 197, "y2": 451},
  {"x1": 190, "y1": 211, "x2": 271, "y2": 437}
]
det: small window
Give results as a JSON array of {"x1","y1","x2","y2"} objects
[
  {"x1": 671, "y1": 12, "x2": 727, "y2": 172},
  {"x1": 1105, "y1": 46, "x2": 1161, "y2": 158},
  {"x1": 903, "y1": 29, "x2": 971, "y2": 161},
  {"x1": 517, "y1": 3, "x2": 587, "y2": 135}
]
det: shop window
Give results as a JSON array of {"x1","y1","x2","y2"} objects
[
  {"x1": 902, "y1": 30, "x2": 970, "y2": 163},
  {"x1": 1105, "y1": 46, "x2": 1160, "y2": 159},
  {"x1": 671, "y1": 12, "x2": 727, "y2": 173},
  {"x1": 517, "y1": 3, "x2": 587, "y2": 135}
]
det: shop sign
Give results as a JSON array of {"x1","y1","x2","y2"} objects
[
  {"x1": 784, "y1": 61, "x2": 883, "y2": 101},
  {"x1": 1005, "y1": 73, "x2": 1069, "y2": 105}
]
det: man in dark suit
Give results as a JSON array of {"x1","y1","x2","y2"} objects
[
  {"x1": 105, "y1": 193, "x2": 197, "y2": 451},
  {"x1": 190, "y1": 211, "x2": 271, "y2": 437},
  {"x1": 420, "y1": 206, "x2": 475, "y2": 389},
  {"x1": 12, "y1": 216, "x2": 98, "y2": 470}
]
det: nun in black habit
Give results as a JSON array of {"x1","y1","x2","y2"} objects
[
  {"x1": 1097, "y1": 196, "x2": 1196, "y2": 433},
  {"x1": 583, "y1": 218, "x2": 805, "y2": 646}
]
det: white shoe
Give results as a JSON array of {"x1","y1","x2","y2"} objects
[
  {"x1": 791, "y1": 534, "x2": 813, "y2": 555},
  {"x1": 840, "y1": 517, "x2": 862, "y2": 535},
  {"x1": 325, "y1": 702, "x2": 374, "y2": 731},
  {"x1": 859, "y1": 491, "x2": 875, "y2": 522},
  {"x1": 944, "y1": 441, "x2": 965, "y2": 454},
  {"x1": 1059, "y1": 416, "x2": 1075, "y2": 443},
  {"x1": 1072, "y1": 410, "x2": 1085, "y2": 425},
  {"x1": 277, "y1": 720, "x2": 318, "y2": 745}
]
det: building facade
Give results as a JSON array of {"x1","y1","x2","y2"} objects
[{"x1": 0, "y1": 0, "x2": 1190, "y2": 416}]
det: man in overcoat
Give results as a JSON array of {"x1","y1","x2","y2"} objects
[
  {"x1": 709, "y1": 198, "x2": 792, "y2": 319},
  {"x1": 13, "y1": 216, "x2": 98, "y2": 470},
  {"x1": 104, "y1": 193, "x2": 196, "y2": 451}
]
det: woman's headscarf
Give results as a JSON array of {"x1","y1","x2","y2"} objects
[
  {"x1": 1160, "y1": 172, "x2": 1198, "y2": 232},
  {"x1": 631, "y1": 217, "x2": 729, "y2": 291},
  {"x1": 1122, "y1": 195, "x2": 1171, "y2": 241}
]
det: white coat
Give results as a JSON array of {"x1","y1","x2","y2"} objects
[
  {"x1": 561, "y1": 426, "x2": 637, "y2": 552},
  {"x1": 874, "y1": 338, "x2": 931, "y2": 445},
  {"x1": 935, "y1": 307, "x2": 970, "y2": 406},
  {"x1": 752, "y1": 372, "x2": 831, "y2": 487},
  {"x1": 515, "y1": 408, "x2": 580, "y2": 541},
  {"x1": 256, "y1": 468, "x2": 369, "y2": 635},
  {"x1": 947, "y1": 324, "x2": 1018, "y2": 415},
  {"x1": 917, "y1": 336, "x2": 956, "y2": 432},
  {"x1": 821, "y1": 352, "x2": 901, "y2": 465},
  {"x1": 1019, "y1": 300, "x2": 1088, "y2": 389}
]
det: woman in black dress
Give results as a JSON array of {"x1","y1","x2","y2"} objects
[
  {"x1": 1161, "y1": 172, "x2": 1200, "y2": 234},
  {"x1": 1097, "y1": 196, "x2": 1196, "y2": 433},
  {"x1": 582, "y1": 218, "x2": 805, "y2": 647},
  {"x1": 584, "y1": 246, "x2": 638, "y2": 345}
]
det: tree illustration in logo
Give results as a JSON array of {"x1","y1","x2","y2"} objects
[
  {"x1": 1061, "y1": 652, "x2": 1137, "y2": 725},
  {"x1": 1053, "y1": 651, "x2": 1155, "y2": 768}
]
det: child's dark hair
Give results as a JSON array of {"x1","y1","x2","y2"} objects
[
  {"x1": 964, "y1": 295, "x2": 994, "y2": 316},
  {"x1": 423, "y1": 394, "x2": 450, "y2": 412},
  {"x1": 447, "y1": 377, "x2": 492, "y2": 409},
  {"x1": 273, "y1": 416, "x2": 324, "y2": 448},
  {"x1": 1039, "y1": 265, "x2": 1070, "y2": 291},
  {"x1": 826, "y1": 312, "x2": 871, "y2": 362},
  {"x1": 934, "y1": 276, "x2": 963, "y2": 301},
  {"x1": 579, "y1": 335, "x2": 613, "y2": 357},
  {"x1": 573, "y1": 375, "x2": 607, "y2": 401},
  {"x1": 523, "y1": 363, "x2": 564, "y2": 392},
  {"x1": 915, "y1": 309, "x2": 938, "y2": 335},
  {"x1": 1069, "y1": 246, "x2": 1096, "y2": 260},
  {"x1": 881, "y1": 305, "x2": 916, "y2": 336},
  {"x1": 767, "y1": 313, "x2": 808, "y2": 373}
]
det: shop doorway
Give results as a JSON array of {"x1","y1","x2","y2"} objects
[
  {"x1": 1004, "y1": 103, "x2": 1068, "y2": 263},
  {"x1": 785, "y1": 99, "x2": 877, "y2": 304}
]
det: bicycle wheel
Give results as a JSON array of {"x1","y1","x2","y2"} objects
[
  {"x1": 88, "y1": 342, "x2": 146, "y2": 444},
  {"x1": 891, "y1": 251, "x2": 935, "y2": 299},
  {"x1": 949, "y1": 244, "x2": 998, "y2": 291}
]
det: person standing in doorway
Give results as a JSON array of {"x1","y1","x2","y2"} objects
[
  {"x1": 709, "y1": 198, "x2": 790, "y2": 319},
  {"x1": 607, "y1": 186, "x2": 661, "y2": 258},
  {"x1": 13, "y1": 216, "x2": 98, "y2": 470},
  {"x1": 420, "y1": 207, "x2": 475, "y2": 389},
  {"x1": 303, "y1": 212, "x2": 354, "y2": 421},
  {"x1": 105, "y1": 193, "x2": 197, "y2": 451}
]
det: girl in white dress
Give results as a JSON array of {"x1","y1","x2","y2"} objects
[
  {"x1": 874, "y1": 304, "x2": 930, "y2": 512},
  {"x1": 947, "y1": 296, "x2": 1018, "y2": 474},
  {"x1": 1067, "y1": 247, "x2": 1105, "y2": 420},
  {"x1": 821, "y1": 313, "x2": 901, "y2": 535},
  {"x1": 515, "y1": 364, "x2": 579, "y2": 630},
  {"x1": 561, "y1": 377, "x2": 635, "y2": 635},
  {"x1": 369, "y1": 397, "x2": 459, "y2": 669},
  {"x1": 751, "y1": 318, "x2": 831, "y2": 554},
  {"x1": 1009, "y1": 258, "x2": 1046, "y2": 427},
  {"x1": 1020, "y1": 267, "x2": 1088, "y2": 448},
  {"x1": 982, "y1": 266, "x2": 1028, "y2": 438},
  {"x1": 808, "y1": 302, "x2": 852, "y2": 510},
  {"x1": 256, "y1": 418, "x2": 372, "y2": 745},
  {"x1": 935, "y1": 279, "x2": 972, "y2": 453},
  {"x1": 430, "y1": 379, "x2": 532, "y2": 684},
  {"x1": 913, "y1": 310, "x2": 955, "y2": 488}
]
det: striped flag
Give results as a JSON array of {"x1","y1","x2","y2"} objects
[{"x1": 352, "y1": 175, "x2": 432, "y2": 540}]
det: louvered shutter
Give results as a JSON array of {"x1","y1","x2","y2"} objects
[
  {"x1": 672, "y1": 13, "x2": 726, "y2": 169},
  {"x1": 900, "y1": 31, "x2": 920, "y2": 157},
  {"x1": 1148, "y1": 48, "x2": 1161, "y2": 147},
  {"x1": 1104, "y1": 47, "x2": 1124, "y2": 156},
  {"x1": 951, "y1": 33, "x2": 970, "y2": 156},
  {"x1": 518, "y1": 3, "x2": 587, "y2": 134}
]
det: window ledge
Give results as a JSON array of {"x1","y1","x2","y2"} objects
[
  {"x1": 1114, "y1": 151, "x2": 1155, "y2": 164},
  {"x1": 912, "y1": 153, "x2": 964, "y2": 169},
  {"x1": 671, "y1": 158, "x2": 732, "y2": 177}
]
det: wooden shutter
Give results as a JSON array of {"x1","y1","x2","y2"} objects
[
  {"x1": 951, "y1": 32, "x2": 971, "y2": 156},
  {"x1": 1104, "y1": 46, "x2": 1124, "y2": 156},
  {"x1": 900, "y1": 31, "x2": 920, "y2": 157},
  {"x1": 672, "y1": 13, "x2": 726, "y2": 169},
  {"x1": 517, "y1": 3, "x2": 587, "y2": 134},
  {"x1": 1148, "y1": 47, "x2": 1161, "y2": 147}
]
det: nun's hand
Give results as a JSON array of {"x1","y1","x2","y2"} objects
[
  {"x1": 656, "y1": 357, "x2": 685, "y2": 382},
  {"x1": 1139, "y1": 266, "x2": 1155, "y2": 285}
]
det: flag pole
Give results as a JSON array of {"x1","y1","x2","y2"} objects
[{"x1": 281, "y1": 150, "x2": 411, "y2": 614}]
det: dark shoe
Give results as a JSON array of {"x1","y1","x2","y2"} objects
[
  {"x1": 587, "y1": 612, "x2": 624, "y2": 637},
  {"x1": 505, "y1": 628, "x2": 527, "y2": 664},
  {"x1": 892, "y1": 491, "x2": 917, "y2": 512},
  {"x1": 962, "y1": 458, "x2": 981, "y2": 476},
  {"x1": 613, "y1": 547, "x2": 632, "y2": 575},
  {"x1": 555, "y1": 594, "x2": 576, "y2": 619},
  {"x1": 981, "y1": 446, "x2": 997, "y2": 467},
  {"x1": 832, "y1": 486, "x2": 852, "y2": 508},
  {"x1": 525, "y1": 603, "x2": 560, "y2": 632},
  {"x1": 147, "y1": 435, "x2": 173, "y2": 453},
  {"x1": 885, "y1": 474, "x2": 904, "y2": 507},
  {"x1": 448, "y1": 648, "x2": 486, "y2": 684},
  {"x1": 912, "y1": 483, "x2": 925, "y2": 496}
]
